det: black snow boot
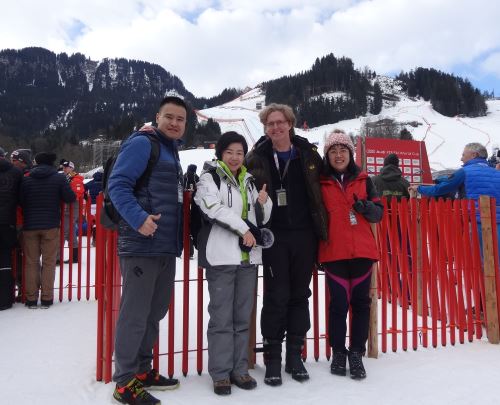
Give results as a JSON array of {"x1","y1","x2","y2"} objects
[
  {"x1": 262, "y1": 339, "x2": 282, "y2": 386},
  {"x1": 330, "y1": 349, "x2": 347, "y2": 376},
  {"x1": 284, "y1": 335, "x2": 309, "y2": 382},
  {"x1": 348, "y1": 350, "x2": 366, "y2": 380}
]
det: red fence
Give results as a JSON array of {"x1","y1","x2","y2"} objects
[
  {"x1": 13, "y1": 194, "x2": 97, "y2": 303},
  {"x1": 94, "y1": 193, "x2": 500, "y2": 382}
]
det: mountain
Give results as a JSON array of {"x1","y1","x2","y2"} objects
[
  {"x1": 0, "y1": 47, "x2": 490, "y2": 164},
  {"x1": 0, "y1": 47, "x2": 239, "y2": 149}
]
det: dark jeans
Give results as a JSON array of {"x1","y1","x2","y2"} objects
[
  {"x1": 261, "y1": 228, "x2": 317, "y2": 341},
  {"x1": 0, "y1": 225, "x2": 17, "y2": 308},
  {"x1": 324, "y1": 258, "x2": 373, "y2": 352}
]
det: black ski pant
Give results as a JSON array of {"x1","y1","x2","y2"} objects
[
  {"x1": 261, "y1": 228, "x2": 317, "y2": 341},
  {"x1": 324, "y1": 259, "x2": 373, "y2": 352},
  {"x1": 0, "y1": 225, "x2": 17, "y2": 309}
]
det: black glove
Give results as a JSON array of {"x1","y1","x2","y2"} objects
[{"x1": 352, "y1": 193, "x2": 368, "y2": 214}]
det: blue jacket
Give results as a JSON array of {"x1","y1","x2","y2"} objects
[
  {"x1": 20, "y1": 165, "x2": 76, "y2": 230},
  {"x1": 108, "y1": 130, "x2": 184, "y2": 256},
  {"x1": 418, "y1": 158, "x2": 500, "y2": 222}
]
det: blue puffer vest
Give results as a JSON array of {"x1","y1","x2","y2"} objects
[
  {"x1": 118, "y1": 133, "x2": 184, "y2": 257},
  {"x1": 463, "y1": 158, "x2": 500, "y2": 223}
]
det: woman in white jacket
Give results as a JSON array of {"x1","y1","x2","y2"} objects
[{"x1": 194, "y1": 131, "x2": 272, "y2": 395}]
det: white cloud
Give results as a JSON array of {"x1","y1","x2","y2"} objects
[
  {"x1": 481, "y1": 52, "x2": 500, "y2": 77},
  {"x1": 1, "y1": 0, "x2": 500, "y2": 96}
]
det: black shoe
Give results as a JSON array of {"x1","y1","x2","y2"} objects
[
  {"x1": 113, "y1": 378, "x2": 160, "y2": 405},
  {"x1": 136, "y1": 369, "x2": 179, "y2": 391},
  {"x1": 285, "y1": 335, "x2": 309, "y2": 382},
  {"x1": 348, "y1": 350, "x2": 367, "y2": 380},
  {"x1": 0, "y1": 304, "x2": 13, "y2": 311},
  {"x1": 213, "y1": 378, "x2": 231, "y2": 395},
  {"x1": 330, "y1": 349, "x2": 347, "y2": 376},
  {"x1": 230, "y1": 374, "x2": 257, "y2": 390},
  {"x1": 25, "y1": 300, "x2": 38, "y2": 309},
  {"x1": 40, "y1": 300, "x2": 53, "y2": 309}
]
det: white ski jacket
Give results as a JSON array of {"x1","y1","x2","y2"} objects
[{"x1": 193, "y1": 160, "x2": 272, "y2": 267}]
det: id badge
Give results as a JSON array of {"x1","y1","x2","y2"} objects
[
  {"x1": 349, "y1": 210, "x2": 357, "y2": 225},
  {"x1": 276, "y1": 188, "x2": 288, "y2": 207},
  {"x1": 178, "y1": 184, "x2": 184, "y2": 203}
]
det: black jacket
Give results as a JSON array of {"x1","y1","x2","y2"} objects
[
  {"x1": 20, "y1": 164, "x2": 76, "y2": 230},
  {"x1": 0, "y1": 159, "x2": 22, "y2": 226},
  {"x1": 372, "y1": 164, "x2": 410, "y2": 205},
  {"x1": 245, "y1": 135, "x2": 328, "y2": 240},
  {"x1": 84, "y1": 171, "x2": 103, "y2": 204}
]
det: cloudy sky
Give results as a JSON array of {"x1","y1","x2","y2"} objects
[{"x1": 1, "y1": 0, "x2": 499, "y2": 97}]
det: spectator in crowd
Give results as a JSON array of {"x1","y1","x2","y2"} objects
[
  {"x1": 20, "y1": 152, "x2": 75, "y2": 309},
  {"x1": 85, "y1": 170, "x2": 103, "y2": 204},
  {"x1": 10, "y1": 149, "x2": 32, "y2": 298},
  {"x1": 0, "y1": 147, "x2": 23, "y2": 310},
  {"x1": 108, "y1": 96, "x2": 188, "y2": 405},
  {"x1": 183, "y1": 164, "x2": 199, "y2": 191},
  {"x1": 10, "y1": 149, "x2": 32, "y2": 174},
  {"x1": 183, "y1": 164, "x2": 200, "y2": 258},
  {"x1": 372, "y1": 153, "x2": 410, "y2": 206},
  {"x1": 84, "y1": 170, "x2": 103, "y2": 247},
  {"x1": 194, "y1": 132, "x2": 272, "y2": 395},
  {"x1": 245, "y1": 103, "x2": 328, "y2": 386},
  {"x1": 59, "y1": 160, "x2": 85, "y2": 264},
  {"x1": 318, "y1": 129, "x2": 383, "y2": 380}
]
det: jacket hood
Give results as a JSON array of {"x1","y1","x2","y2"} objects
[
  {"x1": 30, "y1": 164, "x2": 57, "y2": 178},
  {"x1": 378, "y1": 164, "x2": 404, "y2": 182}
]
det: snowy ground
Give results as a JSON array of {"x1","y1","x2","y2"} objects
[{"x1": 2, "y1": 253, "x2": 500, "y2": 405}]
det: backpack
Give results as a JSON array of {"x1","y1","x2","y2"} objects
[
  {"x1": 100, "y1": 133, "x2": 161, "y2": 230},
  {"x1": 190, "y1": 168, "x2": 220, "y2": 249}
]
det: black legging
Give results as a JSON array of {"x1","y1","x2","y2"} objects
[{"x1": 324, "y1": 258, "x2": 373, "y2": 352}]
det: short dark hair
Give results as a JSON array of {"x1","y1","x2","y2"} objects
[
  {"x1": 159, "y1": 96, "x2": 189, "y2": 113},
  {"x1": 215, "y1": 131, "x2": 248, "y2": 160}
]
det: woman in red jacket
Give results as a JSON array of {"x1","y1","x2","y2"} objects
[{"x1": 318, "y1": 129, "x2": 383, "y2": 380}]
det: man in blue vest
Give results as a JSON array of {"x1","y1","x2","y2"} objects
[
  {"x1": 108, "y1": 96, "x2": 188, "y2": 405},
  {"x1": 409, "y1": 142, "x2": 500, "y2": 265}
]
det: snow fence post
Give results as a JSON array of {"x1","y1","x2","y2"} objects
[
  {"x1": 479, "y1": 196, "x2": 499, "y2": 344},
  {"x1": 368, "y1": 223, "x2": 378, "y2": 358}
]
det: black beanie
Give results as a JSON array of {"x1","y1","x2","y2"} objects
[
  {"x1": 215, "y1": 131, "x2": 248, "y2": 160},
  {"x1": 384, "y1": 153, "x2": 399, "y2": 167},
  {"x1": 35, "y1": 152, "x2": 57, "y2": 166}
]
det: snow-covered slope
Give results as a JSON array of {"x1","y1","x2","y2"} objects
[{"x1": 193, "y1": 85, "x2": 500, "y2": 173}]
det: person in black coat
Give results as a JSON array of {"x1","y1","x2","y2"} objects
[
  {"x1": 372, "y1": 153, "x2": 410, "y2": 207},
  {"x1": 183, "y1": 164, "x2": 200, "y2": 191},
  {"x1": 20, "y1": 152, "x2": 75, "y2": 308},
  {"x1": 0, "y1": 147, "x2": 23, "y2": 310},
  {"x1": 84, "y1": 171, "x2": 103, "y2": 204}
]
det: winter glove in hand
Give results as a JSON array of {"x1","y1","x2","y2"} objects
[{"x1": 352, "y1": 193, "x2": 368, "y2": 214}]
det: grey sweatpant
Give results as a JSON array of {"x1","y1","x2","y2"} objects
[
  {"x1": 206, "y1": 264, "x2": 257, "y2": 382},
  {"x1": 113, "y1": 255, "x2": 176, "y2": 386}
]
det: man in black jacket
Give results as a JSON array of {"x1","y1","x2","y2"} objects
[
  {"x1": 245, "y1": 103, "x2": 327, "y2": 386},
  {"x1": 20, "y1": 152, "x2": 75, "y2": 309},
  {"x1": 372, "y1": 153, "x2": 410, "y2": 206},
  {"x1": 0, "y1": 147, "x2": 23, "y2": 310}
]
